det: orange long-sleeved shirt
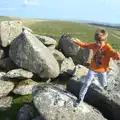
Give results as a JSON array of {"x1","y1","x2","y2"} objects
[{"x1": 74, "y1": 40, "x2": 120, "y2": 72}]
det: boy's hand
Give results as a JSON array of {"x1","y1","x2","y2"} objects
[
  {"x1": 72, "y1": 38, "x2": 80, "y2": 43},
  {"x1": 118, "y1": 54, "x2": 120, "y2": 60}
]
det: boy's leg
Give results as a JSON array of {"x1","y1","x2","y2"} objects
[
  {"x1": 79, "y1": 70, "x2": 96, "y2": 101},
  {"x1": 97, "y1": 72, "x2": 107, "y2": 89},
  {"x1": 74, "y1": 70, "x2": 95, "y2": 107}
]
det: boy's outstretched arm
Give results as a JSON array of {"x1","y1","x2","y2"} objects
[
  {"x1": 112, "y1": 53, "x2": 120, "y2": 60},
  {"x1": 107, "y1": 45, "x2": 120, "y2": 60},
  {"x1": 72, "y1": 38, "x2": 94, "y2": 49}
]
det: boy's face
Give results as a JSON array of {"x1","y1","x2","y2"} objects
[
  {"x1": 95, "y1": 30, "x2": 108, "y2": 42},
  {"x1": 96, "y1": 40, "x2": 105, "y2": 47}
]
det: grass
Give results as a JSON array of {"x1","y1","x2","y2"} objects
[
  {"x1": 25, "y1": 20, "x2": 120, "y2": 52},
  {"x1": 0, "y1": 16, "x2": 12, "y2": 22},
  {"x1": 0, "y1": 16, "x2": 120, "y2": 119},
  {"x1": 1, "y1": 16, "x2": 120, "y2": 49},
  {"x1": 26, "y1": 21, "x2": 96, "y2": 42}
]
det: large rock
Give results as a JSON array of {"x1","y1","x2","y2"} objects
[
  {"x1": 13, "y1": 79, "x2": 38, "y2": 95},
  {"x1": 35, "y1": 35, "x2": 57, "y2": 51},
  {"x1": 0, "y1": 21, "x2": 22, "y2": 47},
  {"x1": 60, "y1": 57, "x2": 75, "y2": 75},
  {"x1": 52, "y1": 49, "x2": 65, "y2": 65},
  {"x1": 0, "y1": 96, "x2": 13, "y2": 111},
  {"x1": 0, "y1": 72, "x2": 6, "y2": 80},
  {"x1": 58, "y1": 35, "x2": 93, "y2": 66},
  {"x1": 32, "y1": 84, "x2": 107, "y2": 120},
  {"x1": 5, "y1": 69, "x2": 33, "y2": 79},
  {"x1": 77, "y1": 47, "x2": 93, "y2": 66},
  {"x1": 58, "y1": 35, "x2": 80, "y2": 57},
  {"x1": 9, "y1": 31, "x2": 59, "y2": 79},
  {"x1": 67, "y1": 60, "x2": 120, "y2": 120},
  {"x1": 0, "y1": 80, "x2": 14, "y2": 98},
  {"x1": 17, "y1": 104, "x2": 36, "y2": 120},
  {"x1": 0, "y1": 57, "x2": 18, "y2": 71},
  {"x1": 72, "y1": 64, "x2": 88, "y2": 77}
]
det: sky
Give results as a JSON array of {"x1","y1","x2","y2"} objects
[{"x1": 0, "y1": 0, "x2": 120, "y2": 24}]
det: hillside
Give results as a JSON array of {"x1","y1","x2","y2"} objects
[{"x1": 0, "y1": 16, "x2": 120, "y2": 51}]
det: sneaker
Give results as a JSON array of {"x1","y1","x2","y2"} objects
[{"x1": 73, "y1": 98, "x2": 82, "y2": 107}]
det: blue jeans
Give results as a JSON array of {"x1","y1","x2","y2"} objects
[{"x1": 79, "y1": 70, "x2": 107, "y2": 101}]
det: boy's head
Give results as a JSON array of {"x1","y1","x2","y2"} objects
[{"x1": 94, "y1": 28, "x2": 108, "y2": 42}]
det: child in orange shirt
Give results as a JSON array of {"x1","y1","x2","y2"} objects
[{"x1": 72, "y1": 28, "x2": 120, "y2": 107}]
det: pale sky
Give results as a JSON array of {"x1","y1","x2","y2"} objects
[{"x1": 0, "y1": 0, "x2": 120, "y2": 24}]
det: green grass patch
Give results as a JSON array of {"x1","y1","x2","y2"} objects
[{"x1": 26, "y1": 20, "x2": 120, "y2": 52}]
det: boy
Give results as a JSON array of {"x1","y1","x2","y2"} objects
[{"x1": 72, "y1": 28, "x2": 120, "y2": 107}]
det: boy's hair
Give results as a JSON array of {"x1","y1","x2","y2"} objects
[{"x1": 94, "y1": 28, "x2": 108, "y2": 41}]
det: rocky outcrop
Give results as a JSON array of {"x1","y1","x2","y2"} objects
[
  {"x1": 0, "y1": 21, "x2": 22, "y2": 47},
  {"x1": 9, "y1": 31, "x2": 59, "y2": 79},
  {"x1": 67, "y1": 60, "x2": 120, "y2": 120},
  {"x1": 0, "y1": 96, "x2": 13, "y2": 111},
  {"x1": 0, "y1": 20, "x2": 116, "y2": 120},
  {"x1": 32, "y1": 84, "x2": 107, "y2": 120},
  {"x1": 17, "y1": 104, "x2": 36, "y2": 120},
  {"x1": 35, "y1": 35, "x2": 57, "y2": 51},
  {"x1": 5, "y1": 69, "x2": 33, "y2": 79},
  {"x1": 13, "y1": 79, "x2": 38, "y2": 95},
  {"x1": 0, "y1": 80, "x2": 14, "y2": 98}
]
